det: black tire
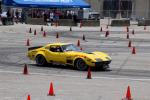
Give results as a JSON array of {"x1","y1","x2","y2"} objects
[
  {"x1": 75, "y1": 59, "x2": 88, "y2": 71},
  {"x1": 35, "y1": 55, "x2": 47, "y2": 66}
]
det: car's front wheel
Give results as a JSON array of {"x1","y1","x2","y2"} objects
[
  {"x1": 35, "y1": 55, "x2": 47, "y2": 66},
  {"x1": 75, "y1": 59, "x2": 88, "y2": 71}
]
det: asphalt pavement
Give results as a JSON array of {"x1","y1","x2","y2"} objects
[{"x1": 0, "y1": 23, "x2": 150, "y2": 100}]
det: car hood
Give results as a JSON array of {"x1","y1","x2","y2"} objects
[{"x1": 65, "y1": 51, "x2": 111, "y2": 61}]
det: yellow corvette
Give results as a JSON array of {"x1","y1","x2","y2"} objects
[{"x1": 27, "y1": 43, "x2": 111, "y2": 71}]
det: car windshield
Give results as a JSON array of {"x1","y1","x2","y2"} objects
[{"x1": 62, "y1": 44, "x2": 80, "y2": 52}]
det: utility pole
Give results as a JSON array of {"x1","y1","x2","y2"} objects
[
  {"x1": 119, "y1": 0, "x2": 121, "y2": 19},
  {"x1": 117, "y1": 0, "x2": 121, "y2": 19},
  {"x1": 119, "y1": 0, "x2": 121, "y2": 13},
  {"x1": 98, "y1": 0, "x2": 101, "y2": 26}
]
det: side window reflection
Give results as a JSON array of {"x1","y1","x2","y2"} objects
[{"x1": 49, "y1": 46, "x2": 63, "y2": 52}]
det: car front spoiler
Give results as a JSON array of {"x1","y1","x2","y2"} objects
[{"x1": 95, "y1": 61, "x2": 111, "y2": 67}]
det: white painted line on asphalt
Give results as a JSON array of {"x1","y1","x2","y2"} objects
[
  {"x1": 0, "y1": 70, "x2": 150, "y2": 82},
  {"x1": 0, "y1": 70, "x2": 22, "y2": 74}
]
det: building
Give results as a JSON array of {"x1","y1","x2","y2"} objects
[{"x1": 85, "y1": 0, "x2": 150, "y2": 19}]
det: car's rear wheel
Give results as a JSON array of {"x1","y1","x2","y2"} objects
[
  {"x1": 75, "y1": 59, "x2": 88, "y2": 71},
  {"x1": 35, "y1": 55, "x2": 47, "y2": 66}
]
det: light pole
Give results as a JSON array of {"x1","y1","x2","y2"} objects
[
  {"x1": 116, "y1": 0, "x2": 121, "y2": 19},
  {"x1": 131, "y1": 0, "x2": 135, "y2": 19},
  {"x1": 98, "y1": 0, "x2": 101, "y2": 26},
  {"x1": 118, "y1": 0, "x2": 121, "y2": 19}
]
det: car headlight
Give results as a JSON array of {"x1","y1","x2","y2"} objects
[
  {"x1": 86, "y1": 57, "x2": 95, "y2": 62},
  {"x1": 95, "y1": 58, "x2": 102, "y2": 62},
  {"x1": 106, "y1": 57, "x2": 111, "y2": 60}
]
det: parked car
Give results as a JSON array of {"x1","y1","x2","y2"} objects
[
  {"x1": 83, "y1": 8, "x2": 100, "y2": 20},
  {"x1": 88, "y1": 12, "x2": 100, "y2": 20}
]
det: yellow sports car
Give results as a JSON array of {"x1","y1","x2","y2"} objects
[{"x1": 27, "y1": 43, "x2": 111, "y2": 71}]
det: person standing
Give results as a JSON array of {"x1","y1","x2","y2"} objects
[
  {"x1": 6, "y1": 8, "x2": 12, "y2": 25},
  {"x1": 43, "y1": 11, "x2": 47, "y2": 23},
  {"x1": 6, "y1": 9, "x2": 11, "y2": 18},
  {"x1": 54, "y1": 10, "x2": 59, "y2": 26},
  {"x1": 21, "y1": 9, "x2": 25, "y2": 24},
  {"x1": 15, "y1": 9, "x2": 19, "y2": 23},
  {"x1": 73, "y1": 13, "x2": 77, "y2": 25},
  {"x1": 49, "y1": 11, "x2": 54, "y2": 25}
]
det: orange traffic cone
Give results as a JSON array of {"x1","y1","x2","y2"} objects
[
  {"x1": 34, "y1": 29, "x2": 36, "y2": 35},
  {"x1": 56, "y1": 22, "x2": 58, "y2": 27},
  {"x1": 128, "y1": 40, "x2": 132, "y2": 47},
  {"x1": 132, "y1": 29, "x2": 135, "y2": 35},
  {"x1": 70, "y1": 27, "x2": 72, "y2": 31},
  {"x1": 77, "y1": 40, "x2": 80, "y2": 47},
  {"x1": 54, "y1": 22, "x2": 58, "y2": 27},
  {"x1": 127, "y1": 26, "x2": 129, "y2": 32},
  {"x1": 54, "y1": 22, "x2": 57, "y2": 27},
  {"x1": 122, "y1": 86, "x2": 132, "y2": 100},
  {"x1": 106, "y1": 25, "x2": 108, "y2": 29},
  {"x1": 41, "y1": 26, "x2": 43, "y2": 31},
  {"x1": 87, "y1": 67, "x2": 92, "y2": 79},
  {"x1": 48, "y1": 82, "x2": 55, "y2": 96},
  {"x1": 26, "y1": 39, "x2": 30, "y2": 46},
  {"x1": 144, "y1": 25, "x2": 146, "y2": 30},
  {"x1": 107, "y1": 30, "x2": 110, "y2": 35},
  {"x1": 23, "y1": 64, "x2": 28, "y2": 75},
  {"x1": 132, "y1": 46, "x2": 136, "y2": 54},
  {"x1": 27, "y1": 94, "x2": 31, "y2": 100},
  {"x1": 82, "y1": 34, "x2": 85, "y2": 41},
  {"x1": 127, "y1": 33, "x2": 129, "y2": 39},
  {"x1": 57, "y1": 22, "x2": 59, "y2": 27},
  {"x1": 29, "y1": 28, "x2": 32, "y2": 33},
  {"x1": 80, "y1": 20, "x2": 83, "y2": 28},
  {"x1": 126, "y1": 86, "x2": 132, "y2": 100},
  {"x1": 56, "y1": 33, "x2": 59, "y2": 38},
  {"x1": 43, "y1": 31, "x2": 46, "y2": 37},
  {"x1": 105, "y1": 31, "x2": 109, "y2": 37},
  {"x1": 100, "y1": 27, "x2": 103, "y2": 32}
]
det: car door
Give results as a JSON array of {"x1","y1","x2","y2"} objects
[{"x1": 45, "y1": 45, "x2": 66, "y2": 64}]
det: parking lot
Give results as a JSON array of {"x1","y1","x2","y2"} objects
[{"x1": 0, "y1": 23, "x2": 150, "y2": 100}]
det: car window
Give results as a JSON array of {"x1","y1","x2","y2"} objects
[
  {"x1": 62, "y1": 44, "x2": 80, "y2": 51},
  {"x1": 49, "y1": 45, "x2": 63, "y2": 52},
  {"x1": 45, "y1": 46, "x2": 49, "y2": 50}
]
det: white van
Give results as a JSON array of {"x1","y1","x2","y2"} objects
[
  {"x1": 88, "y1": 12, "x2": 100, "y2": 20},
  {"x1": 83, "y1": 8, "x2": 100, "y2": 20}
]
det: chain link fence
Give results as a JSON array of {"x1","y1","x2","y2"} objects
[
  {"x1": 99, "y1": 10, "x2": 150, "y2": 26},
  {"x1": 101, "y1": 10, "x2": 150, "y2": 20}
]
